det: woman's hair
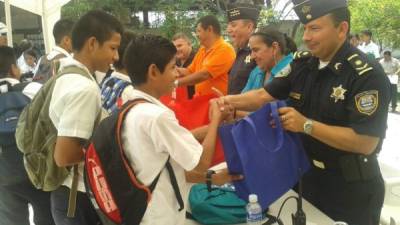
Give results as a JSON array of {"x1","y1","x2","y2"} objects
[{"x1": 251, "y1": 26, "x2": 297, "y2": 55}]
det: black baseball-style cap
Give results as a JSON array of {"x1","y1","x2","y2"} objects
[{"x1": 292, "y1": 0, "x2": 347, "y2": 24}]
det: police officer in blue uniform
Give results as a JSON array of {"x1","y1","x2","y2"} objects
[
  {"x1": 218, "y1": 0, "x2": 390, "y2": 224},
  {"x1": 226, "y1": 3, "x2": 260, "y2": 94}
]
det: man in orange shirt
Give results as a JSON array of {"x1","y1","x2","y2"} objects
[{"x1": 177, "y1": 15, "x2": 235, "y2": 96}]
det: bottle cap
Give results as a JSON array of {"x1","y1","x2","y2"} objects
[
  {"x1": 249, "y1": 194, "x2": 258, "y2": 203},
  {"x1": 333, "y1": 222, "x2": 348, "y2": 225}
]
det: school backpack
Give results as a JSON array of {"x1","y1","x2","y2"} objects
[
  {"x1": 100, "y1": 73, "x2": 131, "y2": 114},
  {"x1": 188, "y1": 183, "x2": 247, "y2": 225},
  {"x1": 15, "y1": 65, "x2": 92, "y2": 191},
  {"x1": 32, "y1": 53, "x2": 65, "y2": 84},
  {"x1": 0, "y1": 81, "x2": 31, "y2": 185},
  {"x1": 84, "y1": 99, "x2": 184, "y2": 225}
]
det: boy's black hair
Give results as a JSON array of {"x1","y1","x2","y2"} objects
[
  {"x1": 361, "y1": 29, "x2": 372, "y2": 37},
  {"x1": 113, "y1": 30, "x2": 136, "y2": 70},
  {"x1": 123, "y1": 34, "x2": 177, "y2": 86},
  {"x1": 24, "y1": 48, "x2": 37, "y2": 59},
  {"x1": 197, "y1": 15, "x2": 221, "y2": 36},
  {"x1": 53, "y1": 19, "x2": 75, "y2": 44},
  {"x1": 72, "y1": 10, "x2": 123, "y2": 51},
  {"x1": 383, "y1": 50, "x2": 391, "y2": 56},
  {"x1": 0, "y1": 46, "x2": 17, "y2": 78}
]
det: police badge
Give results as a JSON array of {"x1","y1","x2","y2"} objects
[{"x1": 330, "y1": 85, "x2": 347, "y2": 103}]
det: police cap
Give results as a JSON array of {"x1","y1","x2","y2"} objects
[
  {"x1": 292, "y1": 0, "x2": 347, "y2": 24},
  {"x1": 227, "y1": 3, "x2": 260, "y2": 23}
]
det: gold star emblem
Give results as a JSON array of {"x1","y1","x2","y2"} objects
[
  {"x1": 330, "y1": 85, "x2": 347, "y2": 103},
  {"x1": 244, "y1": 55, "x2": 251, "y2": 64},
  {"x1": 355, "y1": 60, "x2": 363, "y2": 66}
]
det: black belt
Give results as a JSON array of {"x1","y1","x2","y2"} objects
[{"x1": 310, "y1": 154, "x2": 380, "y2": 182}]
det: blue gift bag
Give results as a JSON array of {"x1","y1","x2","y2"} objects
[{"x1": 218, "y1": 101, "x2": 310, "y2": 210}]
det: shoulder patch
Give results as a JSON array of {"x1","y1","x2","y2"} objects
[
  {"x1": 293, "y1": 51, "x2": 312, "y2": 60},
  {"x1": 355, "y1": 90, "x2": 378, "y2": 115},
  {"x1": 347, "y1": 54, "x2": 373, "y2": 76},
  {"x1": 275, "y1": 64, "x2": 291, "y2": 78}
]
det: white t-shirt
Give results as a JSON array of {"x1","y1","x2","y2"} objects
[
  {"x1": 0, "y1": 77, "x2": 42, "y2": 99},
  {"x1": 121, "y1": 89, "x2": 202, "y2": 225},
  {"x1": 49, "y1": 57, "x2": 101, "y2": 192},
  {"x1": 33, "y1": 46, "x2": 71, "y2": 75},
  {"x1": 359, "y1": 41, "x2": 380, "y2": 59},
  {"x1": 380, "y1": 57, "x2": 400, "y2": 84}
]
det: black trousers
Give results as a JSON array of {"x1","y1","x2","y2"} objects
[
  {"x1": 300, "y1": 168, "x2": 384, "y2": 225},
  {"x1": 0, "y1": 180, "x2": 55, "y2": 225},
  {"x1": 390, "y1": 83, "x2": 398, "y2": 110},
  {"x1": 51, "y1": 186, "x2": 101, "y2": 225}
]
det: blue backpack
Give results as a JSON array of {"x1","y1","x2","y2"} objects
[
  {"x1": 188, "y1": 183, "x2": 247, "y2": 225},
  {"x1": 100, "y1": 74, "x2": 131, "y2": 114},
  {"x1": 0, "y1": 81, "x2": 31, "y2": 185}
]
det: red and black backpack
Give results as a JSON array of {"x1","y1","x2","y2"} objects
[{"x1": 84, "y1": 99, "x2": 184, "y2": 225}]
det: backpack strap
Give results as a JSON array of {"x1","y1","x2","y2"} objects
[
  {"x1": 116, "y1": 99, "x2": 184, "y2": 211},
  {"x1": 54, "y1": 64, "x2": 92, "y2": 218},
  {"x1": 67, "y1": 164, "x2": 79, "y2": 217}
]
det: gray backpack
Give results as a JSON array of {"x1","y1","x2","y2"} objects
[{"x1": 15, "y1": 64, "x2": 93, "y2": 217}]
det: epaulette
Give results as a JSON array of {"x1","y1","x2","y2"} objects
[
  {"x1": 293, "y1": 51, "x2": 312, "y2": 60},
  {"x1": 347, "y1": 53, "x2": 373, "y2": 76}
]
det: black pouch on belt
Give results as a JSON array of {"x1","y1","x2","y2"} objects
[{"x1": 338, "y1": 155, "x2": 379, "y2": 182}]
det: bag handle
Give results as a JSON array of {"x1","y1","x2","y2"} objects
[{"x1": 241, "y1": 101, "x2": 284, "y2": 153}]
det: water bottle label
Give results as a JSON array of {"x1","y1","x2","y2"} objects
[{"x1": 247, "y1": 213, "x2": 263, "y2": 222}]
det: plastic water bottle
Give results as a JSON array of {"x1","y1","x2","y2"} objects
[{"x1": 246, "y1": 194, "x2": 263, "y2": 224}]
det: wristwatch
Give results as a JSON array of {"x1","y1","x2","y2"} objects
[
  {"x1": 206, "y1": 170, "x2": 216, "y2": 192},
  {"x1": 303, "y1": 119, "x2": 313, "y2": 135}
]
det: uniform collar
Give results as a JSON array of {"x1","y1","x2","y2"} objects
[{"x1": 325, "y1": 41, "x2": 352, "y2": 75}]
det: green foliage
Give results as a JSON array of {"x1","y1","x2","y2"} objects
[{"x1": 349, "y1": 0, "x2": 400, "y2": 48}]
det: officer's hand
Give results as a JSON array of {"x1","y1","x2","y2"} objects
[
  {"x1": 212, "y1": 168, "x2": 243, "y2": 186},
  {"x1": 278, "y1": 107, "x2": 307, "y2": 133},
  {"x1": 212, "y1": 87, "x2": 234, "y2": 113}
]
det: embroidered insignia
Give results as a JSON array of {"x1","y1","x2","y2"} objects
[
  {"x1": 244, "y1": 55, "x2": 251, "y2": 64},
  {"x1": 330, "y1": 85, "x2": 347, "y2": 103},
  {"x1": 306, "y1": 14, "x2": 312, "y2": 20},
  {"x1": 289, "y1": 92, "x2": 301, "y2": 100},
  {"x1": 302, "y1": 5, "x2": 311, "y2": 14},
  {"x1": 334, "y1": 63, "x2": 342, "y2": 70},
  {"x1": 229, "y1": 9, "x2": 240, "y2": 17},
  {"x1": 275, "y1": 64, "x2": 291, "y2": 78},
  {"x1": 355, "y1": 90, "x2": 378, "y2": 115},
  {"x1": 347, "y1": 54, "x2": 373, "y2": 76}
]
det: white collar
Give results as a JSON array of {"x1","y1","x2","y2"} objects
[
  {"x1": 47, "y1": 46, "x2": 71, "y2": 59},
  {"x1": 111, "y1": 70, "x2": 131, "y2": 82},
  {"x1": 59, "y1": 57, "x2": 96, "y2": 83},
  {"x1": 129, "y1": 89, "x2": 170, "y2": 110}
]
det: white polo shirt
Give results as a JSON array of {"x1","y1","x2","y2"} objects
[
  {"x1": 359, "y1": 41, "x2": 380, "y2": 59},
  {"x1": 49, "y1": 57, "x2": 101, "y2": 192},
  {"x1": 121, "y1": 89, "x2": 202, "y2": 225}
]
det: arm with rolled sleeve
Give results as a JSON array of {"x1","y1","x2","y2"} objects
[{"x1": 53, "y1": 85, "x2": 101, "y2": 167}]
